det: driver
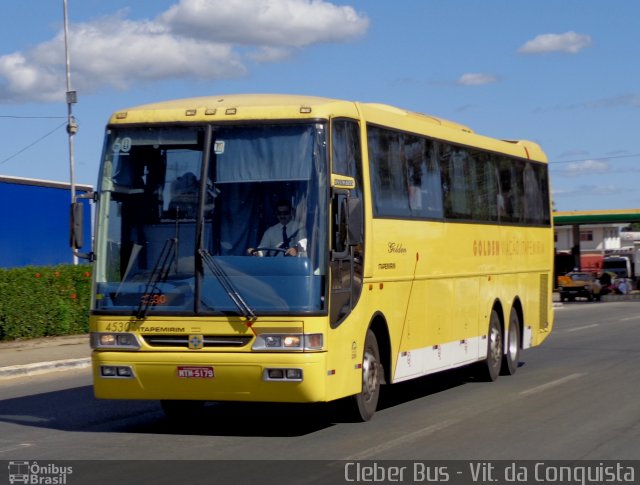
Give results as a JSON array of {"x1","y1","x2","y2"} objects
[{"x1": 248, "y1": 200, "x2": 307, "y2": 257}]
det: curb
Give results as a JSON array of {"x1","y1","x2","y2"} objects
[
  {"x1": 601, "y1": 293, "x2": 640, "y2": 302},
  {"x1": 0, "y1": 358, "x2": 91, "y2": 380},
  {"x1": 0, "y1": 334, "x2": 89, "y2": 350}
]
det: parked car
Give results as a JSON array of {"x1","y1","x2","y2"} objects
[{"x1": 557, "y1": 272, "x2": 602, "y2": 302}]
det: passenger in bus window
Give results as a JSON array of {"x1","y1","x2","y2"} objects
[
  {"x1": 498, "y1": 168, "x2": 514, "y2": 221},
  {"x1": 167, "y1": 172, "x2": 199, "y2": 219},
  {"x1": 247, "y1": 200, "x2": 307, "y2": 257}
]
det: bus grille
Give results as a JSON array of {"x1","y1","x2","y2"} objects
[{"x1": 141, "y1": 335, "x2": 252, "y2": 348}]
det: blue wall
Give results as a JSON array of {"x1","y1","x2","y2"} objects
[{"x1": 0, "y1": 180, "x2": 92, "y2": 267}]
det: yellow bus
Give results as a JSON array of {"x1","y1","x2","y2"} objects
[{"x1": 87, "y1": 94, "x2": 553, "y2": 421}]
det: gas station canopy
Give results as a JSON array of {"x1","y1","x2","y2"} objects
[{"x1": 554, "y1": 209, "x2": 640, "y2": 226}]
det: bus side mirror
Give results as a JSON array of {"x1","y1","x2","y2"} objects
[
  {"x1": 70, "y1": 202, "x2": 83, "y2": 249},
  {"x1": 70, "y1": 194, "x2": 94, "y2": 261},
  {"x1": 331, "y1": 192, "x2": 363, "y2": 261}
]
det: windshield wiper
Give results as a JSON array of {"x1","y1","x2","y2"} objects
[
  {"x1": 136, "y1": 238, "x2": 177, "y2": 319},
  {"x1": 199, "y1": 249, "x2": 256, "y2": 321}
]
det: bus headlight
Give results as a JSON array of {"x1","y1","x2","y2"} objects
[
  {"x1": 91, "y1": 332, "x2": 140, "y2": 350},
  {"x1": 252, "y1": 333, "x2": 323, "y2": 351}
]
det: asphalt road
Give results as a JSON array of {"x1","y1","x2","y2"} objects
[{"x1": 1, "y1": 300, "x2": 639, "y2": 464}]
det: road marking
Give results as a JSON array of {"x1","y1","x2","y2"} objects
[
  {"x1": 566, "y1": 324, "x2": 599, "y2": 332},
  {"x1": 344, "y1": 419, "x2": 458, "y2": 460},
  {"x1": 620, "y1": 315, "x2": 640, "y2": 322},
  {"x1": 0, "y1": 443, "x2": 33, "y2": 454},
  {"x1": 520, "y1": 373, "x2": 585, "y2": 397}
]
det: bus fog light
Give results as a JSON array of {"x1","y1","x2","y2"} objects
[
  {"x1": 117, "y1": 366, "x2": 133, "y2": 377},
  {"x1": 100, "y1": 365, "x2": 134, "y2": 379},
  {"x1": 285, "y1": 369, "x2": 303, "y2": 380},
  {"x1": 264, "y1": 368, "x2": 303, "y2": 381},
  {"x1": 268, "y1": 369, "x2": 284, "y2": 379},
  {"x1": 101, "y1": 366, "x2": 117, "y2": 377}
]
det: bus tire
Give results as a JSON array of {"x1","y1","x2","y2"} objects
[
  {"x1": 477, "y1": 310, "x2": 502, "y2": 382},
  {"x1": 501, "y1": 307, "x2": 520, "y2": 376},
  {"x1": 343, "y1": 330, "x2": 381, "y2": 422}
]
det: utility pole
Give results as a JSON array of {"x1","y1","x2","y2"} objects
[{"x1": 63, "y1": 0, "x2": 79, "y2": 264}]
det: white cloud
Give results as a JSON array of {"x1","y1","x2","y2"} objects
[
  {"x1": 456, "y1": 73, "x2": 498, "y2": 86},
  {"x1": 0, "y1": 52, "x2": 62, "y2": 103},
  {"x1": 247, "y1": 46, "x2": 295, "y2": 62},
  {"x1": 582, "y1": 94, "x2": 640, "y2": 109},
  {"x1": 552, "y1": 184, "x2": 618, "y2": 197},
  {"x1": 0, "y1": 0, "x2": 369, "y2": 103},
  {"x1": 72, "y1": 14, "x2": 244, "y2": 89},
  {"x1": 564, "y1": 159, "x2": 610, "y2": 176},
  {"x1": 590, "y1": 184, "x2": 619, "y2": 195},
  {"x1": 518, "y1": 31, "x2": 591, "y2": 54},
  {"x1": 159, "y1": 0, "x2": 369, "y2": 47}
]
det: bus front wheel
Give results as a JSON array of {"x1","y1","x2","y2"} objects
[{"x1": 342, "y1": 330, "x2": 381, "y2": 422}]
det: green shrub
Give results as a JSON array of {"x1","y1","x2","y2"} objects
[{"x1": 0, "y1": 264, "x2": 91, "y2": 341}]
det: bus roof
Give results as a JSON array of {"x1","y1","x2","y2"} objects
[
  {"x1": 108, "y1": 93, "x2": 546, "y2": 163},
  {"x1": 108, "y1": 94, "x2": 352, "y2": 123}
]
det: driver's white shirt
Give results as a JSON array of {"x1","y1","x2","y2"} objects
[{"x1": 258, "y1": 221, "x2": 307, "y2": 256}]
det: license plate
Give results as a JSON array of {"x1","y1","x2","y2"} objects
[{"x1": 177, "y1": 366, "x2": 214, "y2": 379}]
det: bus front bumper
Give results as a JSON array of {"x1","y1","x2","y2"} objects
[{"x1": 91, "y1": 351, "x2": 327, "y2": 403}]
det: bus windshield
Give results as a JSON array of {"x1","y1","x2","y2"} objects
[{"x1": 94, "y1": 123, "x2": 328, "y2": 316}]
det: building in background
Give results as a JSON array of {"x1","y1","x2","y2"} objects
[
  {"x1": 0, "y1": 175, "x2": 92, "y2": 268},
  {"x1": 555, "y1": 222, "x2": 638, "y2": 290},
  {"x1": 553, "y1": 210, "x2": 640, "y2": 282}
]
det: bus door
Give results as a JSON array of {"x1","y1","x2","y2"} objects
[
  {"x1": 330, "y1": 186, "x2": 363, "y2": 326},
  {"x1": 329, "y1": 119, "x2": 365, "y2": 327}
]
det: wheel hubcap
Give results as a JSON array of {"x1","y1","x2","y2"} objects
[
  {"x1": 507, "y1": 326, "x2": 518, "y2": 360},
  {"x1": 362, "y1": 350, "x2": 378, "y2": 401},
  {"x1": 490, "y1": 325, "x2": 502, "y2": 368}
]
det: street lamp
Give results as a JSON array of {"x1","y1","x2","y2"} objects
[{"x1": 63, "y1": 0, "x2": 79, "y2": 264}]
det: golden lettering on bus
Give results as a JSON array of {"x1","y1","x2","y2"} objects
[
  {"x1": 387, "y1": 242, "x2": 407, "y2": 254},
  {"x1": 473, "y1": 239, "x2": 545, "y2": 257}
]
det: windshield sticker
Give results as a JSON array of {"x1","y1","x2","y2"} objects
[
  {"x1": 214, "y1": 141, "x2": 225, "y2": 154},
  {"x1": 112, "y1": 137, "x2": 132, "y2": 153}
]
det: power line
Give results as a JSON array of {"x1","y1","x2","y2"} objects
[
  {"x1": 0, "y1": 115, "x2": 66, "y2": 119},
  {"x1": 550, "y1": 153, "x2": 640, "y2": 164},
  {"x1": 0, "y1": 121, "x2": 67, "y2": 165}
]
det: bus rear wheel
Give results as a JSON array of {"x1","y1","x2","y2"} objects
[
  {"x1": 342, "y1": 330, "x2": 381, "y2": 422},
  {"x1": 477, "y1": 310, "x2": 502, "y2": 382},
  {"x1": 501, "y1": 308, "x2": 520, "y2": 376}
]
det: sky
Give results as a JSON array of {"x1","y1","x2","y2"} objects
[{"x1": 1, "y1": 0, "x2": 639, "y2": 212}]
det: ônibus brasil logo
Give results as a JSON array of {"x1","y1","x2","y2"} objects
[{"x1": 8, "y1": 461, "x2": 73, "y2": 484}]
